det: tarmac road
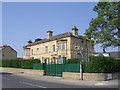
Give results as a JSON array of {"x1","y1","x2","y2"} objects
[
  {"x1": 1, "y1": 72, "x2": 93, "y2": 88},
  {"x1": 1, "y1": 72, "x2": 119, "y2": 89}
]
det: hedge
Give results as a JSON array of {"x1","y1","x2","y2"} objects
[
  {"x1": 1, "y1": 56, "x2": 120, "y2": 73},
  {"x1": 1, "y1": 59, "x2": 41, "y2": 69},
  {"x1": 83, "y1": 56, "x2": 120, "y2": 73},
  {"x1": 21, "y1": 59, "x2": 40, "y2": 69},
  {"x1": 65, "y1": 56, "x2": 120, "y2": 73},
  {"x1": 65, "y1": 58, "x2": 79, "y2": 64}
]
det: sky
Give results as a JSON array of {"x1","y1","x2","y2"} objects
[{"x1": 2, "y1": 2, "x2": 118, "y2": 57}]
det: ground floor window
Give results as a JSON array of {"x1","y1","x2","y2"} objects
[
  {"x1": 43, "y1": 56, "x2": 66, "y2": 64},
  {"x1": 58, "y1": 56, "x2": 66, "y2": 64},
  {"x1": 44, "y1": 58, "x2": 49, "y2": 64},
  {"x1": 52, "y1": 57, "x2": 56, "y2": 64}
]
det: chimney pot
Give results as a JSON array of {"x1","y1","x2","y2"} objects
[
  {"x1": 47, "y1": 31, "x2": 53, "y2": 38},
  {"x1": 72, "y1": 26, "x2": 78, "y2": 36}
]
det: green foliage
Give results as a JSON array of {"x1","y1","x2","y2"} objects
[
  {"x1": 11, "y1": 60, "x2": 21, "y2": 68},
  {"x1": 85, "y1": 2, "x2": 120, "y2": 49},
  {"x1": 90, "y1": 40, "x2": 94, "y2": 47},
  {"x1": 1, "y1": 59, "x2": 41, "y2": 69},
  {"x1": 65, "y1": 58, "x2": 79, "y2": 64},
  {"x1": 2, "y1": 60, "x2": 12, "y2": 67},
  {"x1": 21, "y1": 59, "x2": 40, "y2": 69},
  {"x1": 83, "y1": 56, "x2": 120, "y2": 73}
]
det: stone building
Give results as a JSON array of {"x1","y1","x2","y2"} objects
[
  {"x1": 94, "y1": 51, "x2": 120, "y2": 59},
  {"x1": 0, "y1": 45, "x2": 17, "y2": 60},
  {"x1": 23, "y1": 26, "x2": 94, "y2": 64}
]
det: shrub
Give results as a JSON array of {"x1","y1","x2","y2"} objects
[
  {"x1": 2, "y1": 60, "x2": 13, "y2": 67},
  {"x1": 83, "y1": 56, "x2": 120, "y2": 73},
  {"x1": 1, "y1": 59, "x2": 41, "y2": 69},
  {"x1": 11, "y1": 60, "x2": 21, "y2": 68},
  {"x1": 21, "y1": 59, "x2": 40, "y2": 69},
  {"x1": 65, "y1": 58, "x2": 79, "y2": 64}
]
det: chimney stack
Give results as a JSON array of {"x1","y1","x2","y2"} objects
[
  {"x1": 28, "y1": 40, "x2": 32, "y2": 44},
  {"x1": 47, "y1": 31, "x2": 53, "y2": 38},
  {"x1": 72, "y1": 26, "x2": 78, "y2": 36}
]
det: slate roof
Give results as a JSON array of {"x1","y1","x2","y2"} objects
[
  {"x1": 0, "y1": 45, "x2": 17, "y2": 53},
  {"x1": 24, "y1": 32, "x2": 84, "y2": 47}
]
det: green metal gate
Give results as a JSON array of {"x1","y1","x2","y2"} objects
[
  {"x1": 44, "y1": 63, "x2": 80, "y2": 77},
  {"x1": 33, "y1": 63, "x2": 80, "y2": 77},
  {"x1": 44, "y1": 64, "x2": 65, "y2": 76}
]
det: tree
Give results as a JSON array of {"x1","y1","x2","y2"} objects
[{"x1": 85, "y1": 2, "x2": 120, "y2": 51}]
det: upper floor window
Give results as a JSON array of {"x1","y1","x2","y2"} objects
[
  {"x1": 31, "y1": 49, "x2": 33, "y2": 55},
  {"x1": 57, "y1": 42, "x2": 66, "y2": 50},
  {"x1": 53, "y1": 45, "x2": 55, "y2": 52},
  {"x1": 25, "y1": 49, "x2": 30, "y2": 56},
  {"x1": 57, "y1": 43, "x2": 61, "y2": 50},
  {"x1": 36, "y1": 48, "x2": 40, "y2": 55},
  {"x1": 62, "y1": 42, "x2": 66, "y2": 50},
  {"x1": 45, "y1": 46, "x2": 48, "y2": 53}
]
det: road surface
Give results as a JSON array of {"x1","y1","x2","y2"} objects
[
  {"x1": 1, "y1": 72, "x2": 93, "y2": 88},
  {"x1": 1, "y1": 72, "x2": 119, "y2": 89}
]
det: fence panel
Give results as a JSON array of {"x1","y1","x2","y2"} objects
[
  {"x1": 64, "y1": 64, "x2": 80, "y2": 72},
  {"x1": 33, "y1": 63, "x2": 80, "y2": 77},
  {"x1": 33, "y1": 63, "x2": 43, "y2": 70}
]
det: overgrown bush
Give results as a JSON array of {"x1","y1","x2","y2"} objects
[
  {"x1": 1, "y1": 59, "x2": 41, "y2": 69},
  {"x1": 65, "y1": 58, "x2": 79, "y2": 64}
]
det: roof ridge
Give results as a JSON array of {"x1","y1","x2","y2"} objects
[{"x1": 24, "y1": 32, "x2": 83, "y2": 47}]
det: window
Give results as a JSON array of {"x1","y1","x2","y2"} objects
[
  {"x1": 57, "y1": 43, "x2": 61, "y2": 50},
  {"x1": 58, "y1": 56, "x2": 63, "y2": 64},
  {"x1": 45, "y1": 46, "x2": 48, "y2": 53},
  {"x1": 53, "y1": 57, "x2": 56, "y2": 64},
  {"x1": 31, "y1": 49, "x2": 33, "y2": 55},
  {"x1": 36, "y1": 48, "x2": 40, "y2": 55},
  {"x1": 62, "y1": 42, "x2": 66, "y2": 50},
  {"x1": 63, "y1": 56, "x2": 66, "y2": 63},
  {"x1": 53, "y1": 45, "x2": 55, "y2": 52},
  {"x1": 45, "y1": 58, "x2": 49, "y2": 64},
  {"x1": 57, "y1": 42, "x2": 66, "y2": 50},
  {"x1": 25, "y1": 49, "x2": 30, "y2": 56}
]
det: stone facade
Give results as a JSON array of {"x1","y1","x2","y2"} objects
[
  {"x1": 23, "y1": 26, "x2": 94, "y2": 63},
  {"x1": 0, "y1": 45, "x2": 17, "y2": 60}
]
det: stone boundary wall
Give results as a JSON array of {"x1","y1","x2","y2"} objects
[
  {"x1": 1, "y1": 67, "x2": 44, "y2": 76},
  {"x1": 62, "y1": 72, "x2": 119, "y2": 81},
  {"x1": 112, "y1": 72, "x2": 119, "y2": 79},
  {"x1": 1, "y1": 67, "x2": 119, "y2": 81}
]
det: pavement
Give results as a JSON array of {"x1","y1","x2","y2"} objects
[{"x1": 7, "y1": 72, "x2": 119, "y2": 88}]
